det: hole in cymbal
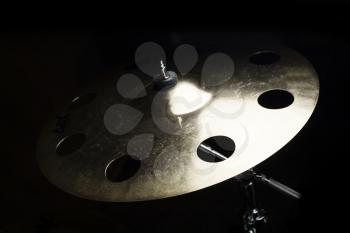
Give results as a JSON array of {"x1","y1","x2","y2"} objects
[
  {"x1": 258, "y1": 89, "x2": 294, "y2": 109},
  {"x1": 250, "y1": 51, "x2": 280, "y2": 65},
  {"x1": 105, "y1": 155, "x2": 141, "y2": 182},
  {"x1": 56, "y1": 133, "x2": 86, "y2": 156},
  {"x1": 197, "y1": 136, "x2": 235, "y2": 163},
  {"x1": 68, "y1": 93, "x2": 96, "y2": 110}
]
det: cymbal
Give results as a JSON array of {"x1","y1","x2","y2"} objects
[{"x1": 36, "y1": 45, "x2": 319, "y2": 202}]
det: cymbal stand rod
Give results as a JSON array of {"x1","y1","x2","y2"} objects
[{"x1": 238, "y1": 170, "x2": 267, "y2": 233}]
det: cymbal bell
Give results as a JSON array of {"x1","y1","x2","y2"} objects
[{"x1": 36, "y1": 46, "x2": 319, "y2": 202}]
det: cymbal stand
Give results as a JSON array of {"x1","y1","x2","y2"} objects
[
  {"x1": 198, "y1": 144, "x2": 302, "y2": 233},
  {"x1": 236, "y1": 169, "x2": 301, "y2": 233}
]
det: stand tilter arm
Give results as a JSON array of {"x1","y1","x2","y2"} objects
[{"x1": 253, "y1": 172, "x2": 301, "y2": 200}]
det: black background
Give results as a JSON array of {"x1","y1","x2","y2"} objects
[{"x1": 1, "y1": 3, "x2": 349, "y2": 233}]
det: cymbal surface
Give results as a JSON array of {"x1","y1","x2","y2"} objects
[{"x1": 37, "y1": 46, "x2": 319, "y2": 202}]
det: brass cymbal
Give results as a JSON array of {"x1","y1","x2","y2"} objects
[{"x1": 36, "y1": 46, "x2": 319, "y2": 202}]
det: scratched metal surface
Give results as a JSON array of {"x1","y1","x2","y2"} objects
[{"x1": 36, "y1": 47, "x2": 319, "y2": 202}]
